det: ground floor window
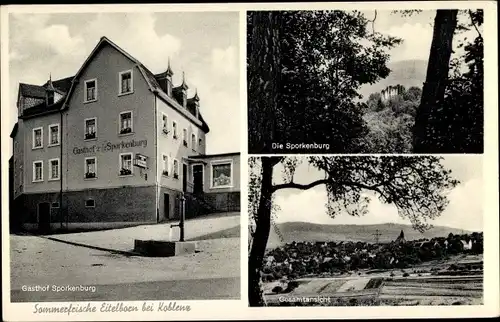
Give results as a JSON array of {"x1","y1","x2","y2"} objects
[
  {"x1": 211, "y1": 160, "x2": 232, "y2": 188},
  {"x1": 120, "y1": 153, "x2": 133, "y2": 176}
]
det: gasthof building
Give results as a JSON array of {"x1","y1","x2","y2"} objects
[{"x1": 9, "y1": 36, "x2": 240, "y2": 232}]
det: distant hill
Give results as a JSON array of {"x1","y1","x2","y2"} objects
[
  {"x1": 267, "y1": 221, "x2": 476, "y2": 249},
  {"x1": 358, "y1": 59, "x2": 428, "y2": 101}
]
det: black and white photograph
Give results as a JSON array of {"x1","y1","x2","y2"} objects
[
  {"x1": 248, "y1": 155, "x2": 483, "y2": 306},
  {"x1": 247, "y1": 9, "x2": 484, "y2": 154},
  {"x1": 6, "y1": 11, "x2": 241, "y2": 302}
]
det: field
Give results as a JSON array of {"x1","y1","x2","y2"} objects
[{"x1": 262, "y1": 253, "x2": 483, "y2": 306}]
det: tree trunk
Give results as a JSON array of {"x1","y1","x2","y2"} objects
[
  {"x1": 248, "y1": 157, "x2": 277, "y2": 306},
  {"x1": 248, "y1": 11, "x2": 281, "y2": 153},
  {"x1": 413, "y1": 9, "x2": 458, "y2": 153}
]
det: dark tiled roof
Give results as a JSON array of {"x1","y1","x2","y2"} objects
[
  {"x1": 43, "y1": 76, "x2": 73, "y2": 93},
  {"x1": 20, "y1": 76, "x2": 73, "y2": 99},
  {"x1": 21, "y1": 100, "x2": 64, "y2": 118},
  {"x1": 141, "y1": 64, "x2": 210, "y2": 133},
  {"x1": 19, "y1": 75, "x2": 73, "y2": 118},
  {"x1": 19, "y1": 83, "x2": 46, "y2": 99}
]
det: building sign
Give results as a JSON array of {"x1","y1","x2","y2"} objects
[
  {"x1": 73, "y1": 139, "x2": 147, "y2": 155},
  {"x1": 134, "y1": 154, "x2": 148, "y2": 169}
]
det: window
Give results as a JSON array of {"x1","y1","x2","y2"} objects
[
  {"x1": 162, "y1": 114, "x2": 169, "y2": 134},
  {"x1": 84, "y1": 79, "x2": 97, "y2": 102},
  {"x1": 199, "y1": 138, "x2": 203, "y2": 148},
  {"x1": 85, "y1": 157, "x2": 97, "y2": 179},
  {"x1": 119, "y1": 70, "x2": 133, "y2": 95},
  {"x1": 49, "y1": 158, "x2": 60, "y2": 180},
  {"x1": 173, "y1": 159, "x2": 179, "y2": 179},
  {"x1": 85, "y1": 199, "x2": 95, "y2": 208},
  {"x1": 182, "y1": 128, "x2": 188, "y2": 147},
  {"x1": 162, "y1": 155, "x2": 169, "y2": 176},
  {"x1": 85, "y1": 118, "x2": 97, "y2": 140},
  {"x1": 172, "y1": 121, "x2": 178, "y2": 139},
  {"x1": 119, "y1": 111, "x2": 133, "y2": 134},
  {"x1": 48, "y1": 124, "x2": 60, "y2": 146},
  {"x1": 191, "y1": 133, "x2": 197, "y2": 151},
  {"x1": 51, "y1": 202, "x2": 60, "y2": 208},
  {"x1": 32, "y1": 127, "x2": 43, "y2": 149},
  {"x1": 211, "y1": 160, "x2": 233, "y2": 188},
  {"x1": 119, "y1": 153, "x2": 133, "y2": 176},
  {"x1": 33, "y1": 161, "x2": 43, "y2": 182}
]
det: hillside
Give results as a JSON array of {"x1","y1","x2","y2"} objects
[
  {"x1": 267, "y1": 221, "x2": 474, "y2": 249},
  {"x1": 358, "y1": 59, "x2": 428, "y2": 101}
]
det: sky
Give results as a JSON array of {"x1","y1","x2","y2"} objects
[
  {"x1": 361, "y1": 9, "x2": 481, "y2": 64},
  {"x1": 6, "y1": 11, "x2": 240, "y2": 155},
  {"x1": 271, "y1": 155, "x2": 484, "y2": 232}
]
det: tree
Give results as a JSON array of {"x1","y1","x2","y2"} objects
[
  {"x1": 247, "y1": 11, "x2": 282, "y2": 153},
  {"x1": 412, "y1": 9, "x2": 483, "y2": 153},
  {"x1": 413, "y1": 9, "x2": 458, "y2": 152},
  {"x1": 248, "y1": 156, "x2": 459, "y2": 306},
  {"x1": 247, "y1": 11, "x2": 402, "y2": 153}
]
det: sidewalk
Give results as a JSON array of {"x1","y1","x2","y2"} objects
[{"x1": 44, "y1": 212, "x2": 240, "y2": 254}]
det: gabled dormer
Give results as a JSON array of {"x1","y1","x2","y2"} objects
[
  {"x1": 156, "y1": 58, "x2": 174, "y2": 97},
  {"x1": 172, "y1": 72, "x2": 189, "y2": 108},
  {"x1": 187, "y1": 89, "x2": 200, "y2": 119}
]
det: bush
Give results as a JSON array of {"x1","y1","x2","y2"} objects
[
  {"x1": 272, "y1": 286, "x2": 283, "y2": 294},
  {"x1": 285, "y1": 281, "x2": 299, "y2": 293}
]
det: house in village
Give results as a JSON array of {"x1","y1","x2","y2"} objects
[{"x1": 9, "y1": 36, "x2": 240, "y2": 232}]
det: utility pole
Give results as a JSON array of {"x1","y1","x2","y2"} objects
[{"x1": 373, "y1": 229, "x2": 382, "y2": 244}]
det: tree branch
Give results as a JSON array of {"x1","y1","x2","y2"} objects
[
  {"x1": 367, "y1": 10, "x2": 377, "y2": 34},
  {"x1": 272, "y1": 178, "x2": 391, "y2": 193},
  {"x1": 468, "y1": 10, "x2": 483, "y2": 40},
  {"x1": 272, "y1": 179, "x2": 329, "y2": 192}
]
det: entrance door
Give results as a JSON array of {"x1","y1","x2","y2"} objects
[
  {"x1": 193, "y1": 165, "x2": 204, "y2": 195},
  {"x1": 38, "y1": 202, "x2": 51, "y2": 233},
  {"x1": 182, "y1": 163, "x2": 188, "y2": 192},
  {"x1": 164, "y1": 193, "x2": 170, "y2": 220}
]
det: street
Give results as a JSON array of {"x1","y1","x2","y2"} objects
[{"x1": 10, "y1": 232, "x2": 240, "y2": 302}]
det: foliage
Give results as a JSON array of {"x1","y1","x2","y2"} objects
[
  {"x1": 412, "y1": 9, "x2": 483, "y2": 153},
  {"x1": 362, "y1": 86, "x2": 422, "y2": 153},
  {"x1": 306, "y1": 156, "x2": 459, "y2": 232},
  {"x1": 247, "y1": 11, "x2": 401, "y2": 153},
  {"x1": 436, "y1": 10, "x2": 484, "y2": 152}
]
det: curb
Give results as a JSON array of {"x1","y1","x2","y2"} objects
[{"x1": 41, "y1": 236, "x2": 140, "y2": 257}]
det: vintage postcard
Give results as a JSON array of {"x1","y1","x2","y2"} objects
[{"x1": 1, "y1": 1, "x2": 499, "y2": 322}]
